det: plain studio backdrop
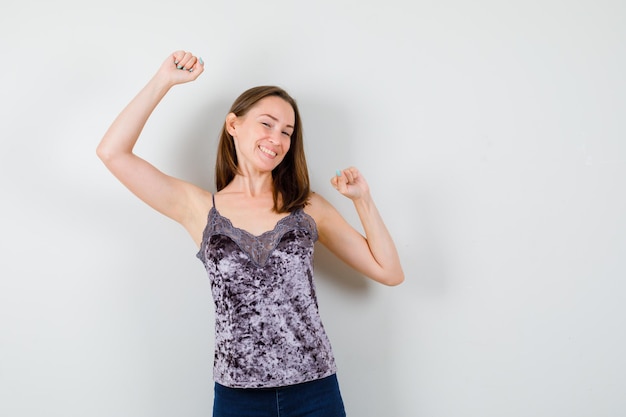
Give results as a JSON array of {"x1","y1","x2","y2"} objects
[{"x1": 1, "y1": 0, "x2": 625, "y2": 416}]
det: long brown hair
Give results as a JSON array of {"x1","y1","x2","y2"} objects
[{"x1": 215, "y1": 86, "x2": 310, "y2": 213}]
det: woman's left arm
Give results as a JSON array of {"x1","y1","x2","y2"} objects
[{"x1": 310, "y1": 167, "x2": 404, "y2": 286}]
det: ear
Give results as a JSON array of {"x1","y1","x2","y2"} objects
[{"x1": 225, "y1": 113, "x2": 238, "y2": 137}]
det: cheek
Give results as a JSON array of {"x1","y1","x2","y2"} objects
[{"x1": 281, "y1": 137, "x2": 292, "y2": 153}]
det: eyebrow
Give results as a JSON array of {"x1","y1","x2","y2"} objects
[{"x1": 260, "y1": 114, "x2": 294, "y2": 130}]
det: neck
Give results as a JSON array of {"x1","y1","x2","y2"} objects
[{"x1": 229, "y1": 172, "x2": 274, "y2": 198}]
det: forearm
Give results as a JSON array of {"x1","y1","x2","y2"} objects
[
  {"x1": 97, "y1": 74, "x2": 172, "y2": 161},
  {"x1": 353, "y1": 194, "x2": 405, "y2": 285}
]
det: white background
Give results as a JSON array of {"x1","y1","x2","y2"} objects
[{"x1": 1, "y1": 0, "x2": 625, "y2": 416}]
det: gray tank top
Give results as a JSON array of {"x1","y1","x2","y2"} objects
[{"x1": 196, "y1": 196, "x2": 337, "y2": 388}]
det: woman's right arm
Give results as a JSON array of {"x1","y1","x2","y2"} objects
[{"x1": 96, "y1": 51, "x2": 207, "y2": 231}]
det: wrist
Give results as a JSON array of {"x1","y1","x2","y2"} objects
[
  {"x1": 147, "y1": 72, "x2": 175, "y2": 96},
  {"x1": 352, "y1": 192, "x2": 374, "y2": 209}
]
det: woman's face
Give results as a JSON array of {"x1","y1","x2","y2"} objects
[{"x1": 228, "y1": 96, "x2": 295, "y2": 173}]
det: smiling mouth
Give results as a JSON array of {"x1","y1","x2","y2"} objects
[{"x1": 259, "y1": 145, "x2": 277, "y2": 157}]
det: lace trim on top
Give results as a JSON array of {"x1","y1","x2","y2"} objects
[{"x1": 196, "y1": 206, "x2": 318, "y2": 267}]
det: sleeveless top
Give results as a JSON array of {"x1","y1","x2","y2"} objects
[{"x1": 196, "y1": 196, "x2": 337, "y2": 388}]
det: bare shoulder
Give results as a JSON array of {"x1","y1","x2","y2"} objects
[
  {"x1": 182, "y1": 184, "x2": 214, "y2": 246},
  {"x1": 303, "y1": 191, "x2": 341, "y2": 232},
  {"x1": 189, "y1": 185, "x2": 213, "y2": 217},
  {"x1": 304, "y1": 191, "x2": 331, "y2": 217}
]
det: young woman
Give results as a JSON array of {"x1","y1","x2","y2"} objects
[{"x1": 97, "y1": 50, "x2": 404, "y2": 417}]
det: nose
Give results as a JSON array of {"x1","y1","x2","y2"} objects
[{"x1": 269, "y1": 130, "x2": 282, "y2": 143}]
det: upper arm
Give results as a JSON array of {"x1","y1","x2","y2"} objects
[
  {"x1": 306, "y1": 193, "x2": 388, "y2": 284},
  {"x1": 99, "y1": 151, "x2": 207, "y2": 228}
]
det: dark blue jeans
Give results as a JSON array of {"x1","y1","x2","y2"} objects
[{"x1": 213, "y1": 374, "x2": 346, "y2": 417}]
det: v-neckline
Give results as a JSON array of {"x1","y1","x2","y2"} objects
[{"x1": 211, "y1": 206, "x2": 295, "y2": 239}]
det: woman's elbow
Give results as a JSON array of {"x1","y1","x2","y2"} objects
[
  {"x1": 96, "y1": 141, "x2": 126, "y2": 166},
  {"x1": 96, "y1": 142, "x2": 111, "y2": 162}
]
